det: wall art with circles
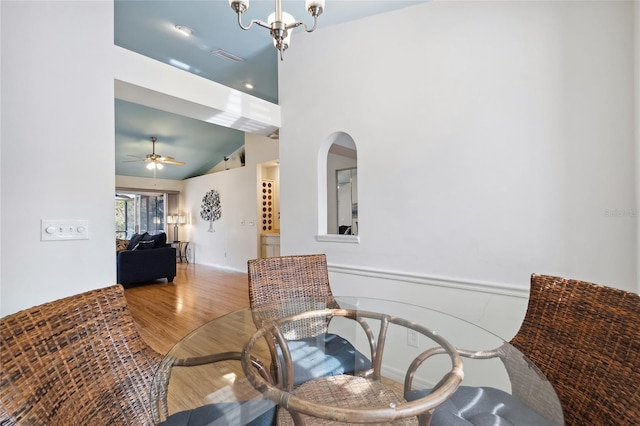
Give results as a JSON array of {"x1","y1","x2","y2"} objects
[{"x1": 200, "y1": 189, "x2": 221, "y2": 232}]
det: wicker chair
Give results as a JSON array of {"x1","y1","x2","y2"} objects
[
  {"x1": 0, "y1": 285, "x2": 161, "y2": 425},
  {"x1": 247, "y1": 254, "x2": 372, "y2": 387},
  {"x1": 509, "y1": 274, "x2": 640, "y2": 426},
  {"x1": 406, "y1": 274, "x2": 639, "y2": 425}
]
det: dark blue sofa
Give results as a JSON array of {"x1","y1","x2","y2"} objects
[{"x1": 116, "y1": 232, "x2": 176, "y2": 286}]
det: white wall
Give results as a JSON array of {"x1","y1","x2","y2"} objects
[
  {"x1": 1, "y1": 1, "x2": 116, "y2": 316},
  {"x1": 182, "y1": 134, "x2": 278, "y2": 271},
  {"x1": 116, "y1": 175, "x2": 185, "y2": 194},
  {"x1": 0, "y1": 1, "x2": 280, "y2": 316},
  {"x1": 635, "y1": 1, "x2": 640, "y2": 293},
  {"x1": 1, "y1": 0, "x2": 636, "y2": 327},
  {"x1": 1, "y1": 2, "x2": 4, "y2": 311},
  {"x1": 278, "y1": 1, "x2": 637, "y2": 334}
]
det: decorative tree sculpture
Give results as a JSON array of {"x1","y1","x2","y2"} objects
[{"x1": 201, "y1": 189, "x2": 221, "y2": 232}]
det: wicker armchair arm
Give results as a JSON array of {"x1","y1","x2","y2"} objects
[
  {"x1": 404, "y1": 347, "x2": 501, "y2": 396},
  {"x1": 244, "y1": 308, "x2": 464, "y2": 424},
  {"x1": 352, "y1": 315, "x2": 377, "y2": 368}
]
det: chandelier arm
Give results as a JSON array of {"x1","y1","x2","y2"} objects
[
  {"x1": 236, "y1": 12, "x2": 270, "y2": 31},
  {"x1": 285, "y1": 15, "x2": 318, "y2": 33}
]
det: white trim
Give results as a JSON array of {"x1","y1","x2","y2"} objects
[
  {"x1": 316, "y1": 234, "x2": 360, "y2": 244},
  {"x1": 328, "y1": 263, "x2": 528, "y2": 299}
]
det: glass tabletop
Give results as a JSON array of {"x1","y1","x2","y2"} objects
[{"x1": 151, "y1": 297, "x2": 564, "y2": 425}]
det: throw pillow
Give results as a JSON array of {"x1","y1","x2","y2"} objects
[
  {"x1": 150, "y1": 232, "x2": 167, "y2": 248},
  {"x1": 116, "y1": 238, "x2": 129, "y2": 252},
  {"x1": 128, "y1": 232, "x2": 148, "y2": 250},
  {"x1": 133, "y1": 240, "x2": 155, "y2": 250}
]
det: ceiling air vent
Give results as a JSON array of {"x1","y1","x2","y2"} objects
[{"x1": 212, "y1": 49, "x2": 244, "y2": 63}]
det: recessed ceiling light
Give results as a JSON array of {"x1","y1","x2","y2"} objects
[
  {"x1": 245, "y1": 82, "x2": 254, "y2": 89},
  {"x1": 174, "y1": 25, "x2": 194, "y2": 36},
  {"x1": 212, "y1": 49, "x2": 244, "y2": 63}
]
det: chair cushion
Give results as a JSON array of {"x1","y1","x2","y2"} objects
[
  {"x1": 277, "y1": 333, "x2": 372, "y2": 386},
  {"x1": 159, "y1": 400, "x2": 276, "y2": 426},
  {"x1": 406, "y1": 386, "x2": 554, "y2": 426}
]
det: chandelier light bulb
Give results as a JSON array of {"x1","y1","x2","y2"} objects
[
  {"x1": 305, "y1": 0, "x2": 325, "y2": 16},
  {"x1": 229, "y1": 0, "x2": 249, "y2": 13},
  {"x1": 268, "y1": 11, "x2": 294, "y2": 53}
]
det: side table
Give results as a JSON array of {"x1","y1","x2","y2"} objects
[{"x1": 171, "y1": 241, "x2": 190, "y2": 263}]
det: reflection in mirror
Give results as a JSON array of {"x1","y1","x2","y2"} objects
[
  {"x1": 337, "y1": 168, "x2": 357, "y2": 235},
  {"x1": 327, "y1": 135, "x2": 357, "y2": 235}
]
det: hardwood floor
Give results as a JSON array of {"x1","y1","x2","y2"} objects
[
  {"x1": 124, "y1": 262, "x2": 250, "y2": 354},
  {"x1": 125, "y1": 261, "x2": 408, "y2": 416}
]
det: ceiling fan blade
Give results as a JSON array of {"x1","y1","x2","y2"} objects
[
  {"x1": 124, "y1": 137, "x2": 183, "y2": 167},
  {"x1": 161, "y1": 159, "x2": 185, "y2": 166}
]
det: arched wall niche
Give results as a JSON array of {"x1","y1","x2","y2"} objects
[{"x1": 317, "y1": 132, "x2": 359, "y2": 243}]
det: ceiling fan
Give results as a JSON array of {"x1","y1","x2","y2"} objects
[{"x1": 124, "y1": 136, "x2": 185, "y2": 170}]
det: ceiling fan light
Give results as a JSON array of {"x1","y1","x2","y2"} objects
[
  {"x1": 146, "y1": 162, "x2": 155, "y2": 170},
  {"x1": 157, "y1": 162, "x2": 164, "y2": 170}
]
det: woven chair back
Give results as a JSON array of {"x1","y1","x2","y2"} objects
[
  {"x1": 0, "y1": 285, "x2": 161, "y2": 425},
  {"x1": 510, "y1": 274, "x2": 639, "y2": 426},
  {"x1": 247, "y1": 254, "x2": 338, "y2": 340}
]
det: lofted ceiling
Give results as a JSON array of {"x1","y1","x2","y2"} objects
[{"x1": 114, "y1": 0, "x2": 428, "y2": 180}]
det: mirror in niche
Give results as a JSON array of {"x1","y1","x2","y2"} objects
[
  {"x1": 327, "y1": 135, "x2": 357, "y2": 235},
  {"x1": 337, "y1": 168, "x2": 357, "y2": 235}
]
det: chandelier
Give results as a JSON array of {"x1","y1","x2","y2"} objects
[{"x1": 229, "y1": 0, "x2": 325, "y2": 60}]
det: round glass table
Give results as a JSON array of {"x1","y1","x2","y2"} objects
[{"x1": 151, "y1": 297, "x2": 564, "y2": 425}]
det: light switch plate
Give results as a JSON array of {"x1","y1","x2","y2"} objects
[{"x1": 41, "y1": 220, "x2": 89, "y2": 241}]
